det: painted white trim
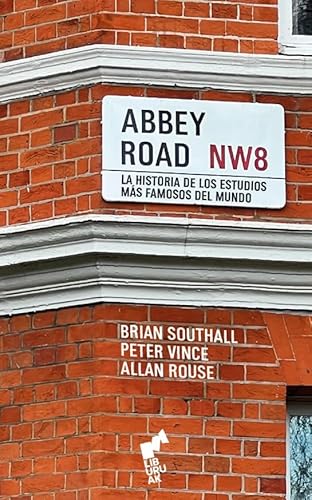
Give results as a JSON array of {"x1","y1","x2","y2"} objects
[
  {"x1": 280, "y1": 42, "x2": 312, "y2": 56},
  {"x1": 1, "y1": 214, "x2": 312, "y2": 267},
  {"x1": 1, "y1": 44, "x2": 312, "y2": 103},
  {"x1": 0, "y1": 215, "x2": 312, "y2": 315}
]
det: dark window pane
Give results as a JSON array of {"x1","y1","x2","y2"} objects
[
  {"x1": 290, "y1": 415, "x2": 312, "y2": 499},
  {"x1": 293, "y1": 0, "x2": 312, "y2": 35}
]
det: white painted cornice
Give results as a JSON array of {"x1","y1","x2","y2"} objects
[
  {"x1": 1, "y1": 214, "x2": 312, "y2": 315},
  {"x1": 1, "y1": 44, "x2": 312, "y2": 103}
]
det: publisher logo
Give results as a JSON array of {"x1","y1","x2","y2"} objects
[{"x1": 140, "y1": 429, "x2": 169, "y2": 485}]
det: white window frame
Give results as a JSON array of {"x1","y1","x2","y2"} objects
[
  {"x1": 287, "y1": 402, "x2": 312, "y2": 500},
  {"x1": 279, "y1": 1, "x2": 312, "y2": 55}
]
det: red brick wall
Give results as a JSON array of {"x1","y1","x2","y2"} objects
[
  {"x1": 0, "y1": 86, "x2": 311, "y2": 227},
  {"x1": 0, "y1": 0, "x2": 278, "y2": 62},
  {"x1": 0, "y1": 304, "x2": 310, "y2": 498}
]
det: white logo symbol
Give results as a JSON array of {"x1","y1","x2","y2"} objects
[
  {"x1": 140, "y1": 429, "x2": 169, "y2": 460},
  {"x1": 140, "y1": 429, "x2": 169, "y2": 485}
]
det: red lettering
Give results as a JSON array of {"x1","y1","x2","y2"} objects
[
  {"x1": 254, "y1": 147, "x2": 268, "y2": 171},
  {"x1": 210, "y1": 145, "x2": 225, "y2": 169},
  {"x1": 228, "y1": 145, "x2": 252, "y2": 170},
  {"x1": 209, "y1": 144, "x2": 269, "y2": 172}
]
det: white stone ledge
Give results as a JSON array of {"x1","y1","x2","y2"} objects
[
  {"x1": 1, "y1": 44, "x2": 312, "y2": 103},
  {"x1": 0, "y1": 215, "x2": 312, "y2": 315}
]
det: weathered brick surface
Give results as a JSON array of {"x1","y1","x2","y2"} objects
[
  {"x1": 0, "y1": 0, "x2": 279, "y2": 62},
  {"x1": 0, "y1": 87, "x2": 311, "y2": 225},
  {"x1": 0, "y1": 305, "x2": 310, "y2": 497}
]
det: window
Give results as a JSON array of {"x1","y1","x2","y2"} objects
[
  {"x1": 293, "y1": 0, "x2": 312, "y2": 34},
  {"x1": 287, "y1": 397, "x2": 312, "y2": 499},
  {"x1": 279, "y1": 0, "x2": 312, "y2": 54}
]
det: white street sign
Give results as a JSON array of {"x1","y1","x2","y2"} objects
[{"x1": 102, "y1": 96, "x2": 285, "y2": 208}]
